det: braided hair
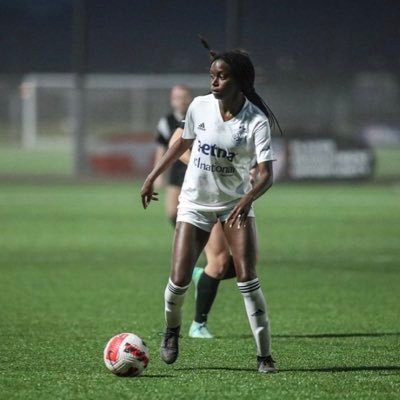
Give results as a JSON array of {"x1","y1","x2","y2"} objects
[{"x1": 200, "y1": 36, "x2": 282, "y2": 135}]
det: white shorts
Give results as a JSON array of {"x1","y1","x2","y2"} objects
[{"x1": 177, "y1": 205, "x2": 255, "y2": 232}]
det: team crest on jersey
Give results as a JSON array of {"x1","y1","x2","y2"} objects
[{"x1": 233, "y1": 125, "x2": 247, "y2": 144}]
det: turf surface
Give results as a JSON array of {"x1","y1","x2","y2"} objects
[{"x1": 0, "y1": 182, "x2": 399, "y2": 399}]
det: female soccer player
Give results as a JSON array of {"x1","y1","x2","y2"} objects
[
  {"x1": 156, "y1": 88, "x2": 234, "y2": 335},
  {"x1": 141, "y1": 46, "x2": 279, "y2": 373}
]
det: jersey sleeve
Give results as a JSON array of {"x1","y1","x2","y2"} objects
[
  {"x1": 182, "y1": 101, "x2": 196, "y2": 139},
  {"x1": 156, "y1": 117, "x2": 170, "y2": 147},
  {"x1": 254, "y1": 120, "x2": 276, "y2": 163}
]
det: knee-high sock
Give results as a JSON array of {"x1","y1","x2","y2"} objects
[
  {"x1": 164, "y1": 279, "x2": 190, "y2": 328},
  {"x1": 237, "y1": 278, "x2": 272, "y2": 357},
  {"x1": 195, "y1": 272, "x2": 220, "y2": 323}
]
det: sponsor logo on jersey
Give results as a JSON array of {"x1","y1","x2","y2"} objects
[
  {"x1": 193, "y1": 157, "x2": 235, "y2": 175},
  {"x1": 197, "y1": 122, "x2": 206, "y2": 131},
  {"x1": 197, "y1": 140, "x2": 236, "y2": 161}
]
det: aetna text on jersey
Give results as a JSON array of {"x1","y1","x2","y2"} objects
[{"x1": 197, "y1": 140, "x2": 236, "y2": 162}]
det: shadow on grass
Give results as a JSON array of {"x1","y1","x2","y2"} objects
[
  {"x1": 221, "y1": 332, "x2": 400, "y2": 340},
  {"x1": 275, "y1": 332, "x2": 400, "y2": 339},
  {"x1": 138, "y1": 374, "x2": 175, "y2": 378},
  {"x1": 176, "y1": 366, "x2": 254, "y2": 372},
  {"x1": 282, "y1": 365, "x2": 400, "y2": 373},
  {"x1": 176, "y1": 365, "x2": 400, "y2": 374}
]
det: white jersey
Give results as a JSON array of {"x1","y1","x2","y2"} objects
[{"x1": 179, "y1": 94, "x2": 276, "y2": 211}]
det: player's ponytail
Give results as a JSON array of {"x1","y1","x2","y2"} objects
[
  {"x1": 243, "y1": 87, "x2": 283, "y2": 136},
  {"x1": 199, "y1": 35, "x2": 217, "y2": 60},
  {"x1": 199, "y1": 36, "x2": 282, "y2": 135}
]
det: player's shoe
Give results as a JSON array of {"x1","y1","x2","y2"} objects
[
  {"x1": 257, "y1": 355, "x2": 277, "y2": 373},
  {"x1": 192, "y1": 266, "x2": 204, "y2": 299},
  {"x1": 188, "y1": 321, "x2": 214, "y2": 339},
  {"x1": 160, "y1": 326, "x2": 181, "y2": 364}
]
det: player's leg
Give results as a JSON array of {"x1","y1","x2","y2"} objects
[
  {"x1": 189, "y1": 221, "x2": 231, "y2": 338},
  {"x1": 222, "y1": 217, "x2": 276, "y2": 373},
  {"x1": 165, "y1": 185, "x2": 181, "y2": 226},
  {"x1": 161, "y1": 221, "x2": 210, "y2": 364}
]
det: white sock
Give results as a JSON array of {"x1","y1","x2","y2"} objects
[
  {"x1": 164, "y1": 279, "x2": 190, "y2": 328},
  {"x1": 237, "y1": 278, "x2": 272, "y2": 357}
]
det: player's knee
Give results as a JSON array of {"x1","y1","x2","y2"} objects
[
  {"x1": 206, "y1": 252, "x2": 231, "y2": 279},
  {"x1": 170, "y1": 271, "x2": 191, "y2": 288},
  {"x1": 235, "y1": 266, "x2": 257, "y2": 283}
]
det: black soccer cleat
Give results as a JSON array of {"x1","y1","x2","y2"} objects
[
  {"x1": 160, "y1": 326, "x2": 181, "y2": 364},
  {"x1": 257, "y1": 355, "x2": 277, "y2": 373}
]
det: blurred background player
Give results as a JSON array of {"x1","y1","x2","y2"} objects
[{"x1": 154, "y1": 85, "x2": 193, "y2": 225}]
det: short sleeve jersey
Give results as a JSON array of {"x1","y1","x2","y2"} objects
[{"x1": 180, "y1": 94, "x2": 276, "y2": 211}]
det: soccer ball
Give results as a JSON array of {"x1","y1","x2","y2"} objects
[{"x1": 103, "y1": 333, "x2": 149, "y2": 377}]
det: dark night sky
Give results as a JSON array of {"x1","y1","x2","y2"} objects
[{"x1": 1, "y1": 0, "x2": 399, "y2": 75}]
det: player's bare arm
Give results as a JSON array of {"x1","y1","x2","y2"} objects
[
  {"x1": 153, "y1": 146, "x2": 167, "y2": 188},
  {"x1": 227, "y1": 161, "x2": 273, "y2": 228},
  {"x1": 141, "y1": 136, "x2": 194, "y2": 209},
  {"x1": 168, "y1": 127, "x2": 191, "y2": 165}
]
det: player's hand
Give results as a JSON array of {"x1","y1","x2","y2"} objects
[
  {"x1": 227, "y1": 194, "x2": 253, "y2": 229},
  {"x1": 140, "y1": 178, "x2": 158, "y2": 209}
]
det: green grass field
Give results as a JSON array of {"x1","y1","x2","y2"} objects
[
  {"x1": 0, "y1": 145, "x2": 72, "y2": 175},
  {"x1": 0, "y1": 182, "x2": 399, "y2": 399}
]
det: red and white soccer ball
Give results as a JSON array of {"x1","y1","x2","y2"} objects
[{"x1": 103, "y1": 333, "x2": 149, "y2": 377}]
